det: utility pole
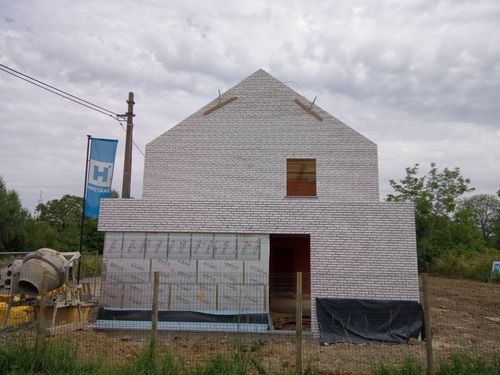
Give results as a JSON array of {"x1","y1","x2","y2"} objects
[{"x1": 121, "y1": 92, "x2": 134, "y2": 198}]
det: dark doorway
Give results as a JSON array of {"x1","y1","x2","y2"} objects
[{"x1": 269, "y1": 234, "x2": 311, "y2": 330}]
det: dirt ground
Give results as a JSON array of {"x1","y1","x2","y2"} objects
[
  {"x1": 4, "y1": 276, "x2": 500, "y2": 374},
  {"x1": 426, "y1": 276, "x2": 499, "y2": 355}
]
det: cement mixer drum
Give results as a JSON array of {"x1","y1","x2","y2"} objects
[{"x1": 18, "y1": 248, "x2": 68, "y2": 296}]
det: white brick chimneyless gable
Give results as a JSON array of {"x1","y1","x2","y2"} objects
[
  {"x1": 98, "y1": 69, "x2": 419, "y2": 333},
  {"x1": 143, "y1": 69, "x2": 379, "y2": 202}
]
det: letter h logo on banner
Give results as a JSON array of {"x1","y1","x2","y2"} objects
[{"x1": 89, "y1": 160, "x2": 114, "y2": 187}]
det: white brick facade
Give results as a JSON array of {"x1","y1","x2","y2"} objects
[
  {"x1": 143, "y1": 69, "x2": 379, "y2": 202},
  {"x1": 99, "y1": 199, "x2": 418, "y2": 299},
  {"x1": 98, "y1": 69, "x2": 419, "y2": 332}
]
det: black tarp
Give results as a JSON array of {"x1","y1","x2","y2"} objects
[
  {"x1": 316, "y1": 298, "x2": 424, "y2": 344},
  {"x1": 97, "y1": 308, "x2": 269, "y2": 325}
]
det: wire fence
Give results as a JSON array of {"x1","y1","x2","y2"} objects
[{"x1": 0, "y1": 263, "x2": 499, "y2": 374}]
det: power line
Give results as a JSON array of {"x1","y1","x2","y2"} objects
[
  {"x1": 0, "y1": 63, "x2": 145, "y2": 156},
  {"x1": 0, "y1": 66, "x2": 118, "y2": 119},
  {"x1": 0, "y1": 63, "x2": 117, "y2": 116},
  {"x1": 115, "y1": 118, "x2": 145, "y2": 157}
]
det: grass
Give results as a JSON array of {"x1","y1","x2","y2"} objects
[
  {"x1": 0, "y1": 341, "x2": 264, "y2": 375},
  {"x1": 436, "y1": 352, "x2": 500, "y2": 375},
  {"x1": 0, "y1": 341, "x2": 498, "y2": 375},
  {"x1": 371, "y1": 353, "x2": 499, "y2": 375},
  {"x1": 430, "y1": 249, "x2": 500, "y2": 282},
  {"x1": 371, "y1": 358, "x2": 424, "y2": 375}
]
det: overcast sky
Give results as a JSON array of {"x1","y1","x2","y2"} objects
[{"x1": 1, "y1": 0, "x2": 499, "y2": 212}]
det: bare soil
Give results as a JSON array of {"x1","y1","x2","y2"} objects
[
  {"x1": 5, "y1": 276, "x2": 500, "y2": 374},
  {"x1": 426, "y1": 276, "x2": 500, "y2": 355}
]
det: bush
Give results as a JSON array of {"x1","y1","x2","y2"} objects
[{"x1": 430, "y1": 249, "x2": 500, "y2": 282}]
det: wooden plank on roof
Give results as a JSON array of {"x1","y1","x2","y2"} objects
[
  {"x1": 294, "y1": 99, "x2": 323, "y2": 121},
  {"x1": 203, "y1": 97, "x2": 238, "y2": 116}
]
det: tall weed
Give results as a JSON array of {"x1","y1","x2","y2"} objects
[
  {"x1": 436, "y1": 353, "x2": 500, "y2": 375},
  {"x1": 371, "y1": 357, "x2": 424, "y2": 375}
]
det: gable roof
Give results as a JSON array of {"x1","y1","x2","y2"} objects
[{"x1": 148, "y1": 69, "x2": 374, "y2": 148}]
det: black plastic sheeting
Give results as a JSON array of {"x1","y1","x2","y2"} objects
[
  {"x1": 97, "y1": 307, "x2": 269, "y2": 325},
  {"x1": 316, "y1": 298, "x2": 424, "y2": 344}
]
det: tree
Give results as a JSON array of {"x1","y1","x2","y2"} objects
[
  {"x1": 386, "y1": 163, "x2": 482, "y2": 268},
  {"x1": 386, "y1": 163, "x2": 474, "y2": 216},
  {"x1": 36, "y1": 195, "x2": 82, "y2": 250},
  {"x1": 0, "y1": 177, "x2": 28, "y2": 252},
  {"x1": 35, "y1": 194, "x2": 104, "y2": 252},
  {"x1": 0, "y1": 177, "x2": 111, "y2": 253},
  {"x1": 458, "y1": 194, "x2": 500, "y2": 246},
  {"x1": 24, "y1": 219, "x2": 59, "y2": 251}
]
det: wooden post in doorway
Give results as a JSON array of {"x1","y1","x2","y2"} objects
[{"x1": 295, "y1": 271, "x2": 303, "y2": 374}]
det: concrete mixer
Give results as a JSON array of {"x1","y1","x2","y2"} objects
[
  {"x1": 1, "y1": 248, "x2": 80, "y2": 296},
  {"x1": 0, "y1": 249, "x2": 95, "y2": 329}
]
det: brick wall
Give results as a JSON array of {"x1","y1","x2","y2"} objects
[
  {"x1": 99, "y1": 198, "x2": 419, "y2": 332},
  {"x1": 143, "y1": 70, "x2": 379, "y2": 202}
]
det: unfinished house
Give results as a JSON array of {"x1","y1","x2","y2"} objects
[{"x1": 96, "y1": 69, "x2": 420, "y2": 339}]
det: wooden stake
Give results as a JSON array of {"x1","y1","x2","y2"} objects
[
  {"x1": 296, "y1": 272, "x2": 303, "y2": 374},
  {"x1": 34, "y1": 273, "x2": 48, "y2": 369},
  {"x1": 151, "y1": 272, "x2": 160, "y2": 353},
  {"x1": 93, "y1": 249, "x2": 99, "y2": 298},
  {"x1": 422, "y1": 273, "x2": 434, "y2": 375}
]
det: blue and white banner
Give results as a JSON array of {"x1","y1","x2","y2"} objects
[{"x1": 84, "y1": 138, "x2": 118, "y2": 218}]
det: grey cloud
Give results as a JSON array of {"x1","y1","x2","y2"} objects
[{"x1": 0, "y1": 0, "x2": 499, "y2": 211}]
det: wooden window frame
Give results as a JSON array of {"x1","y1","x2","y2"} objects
[{"x1": 286, "y1": 159, "x2": 317, "y2": 197}]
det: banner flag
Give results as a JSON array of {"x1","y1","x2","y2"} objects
[{"x1": 84, "y1": 138, "x2": 118, "y2": 218}]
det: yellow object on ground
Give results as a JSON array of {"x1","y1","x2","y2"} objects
[
  {"x1": 1, "y1": 289, "x2": 95, "y2": 328},
  {"x1": 0, "y1": 300, "x2": 34, "y2": 327}
]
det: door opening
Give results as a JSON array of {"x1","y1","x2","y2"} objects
[{"x1": 269, "y1": 234, "x2": 311, "y2": 330}]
